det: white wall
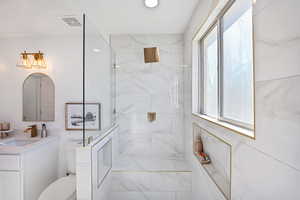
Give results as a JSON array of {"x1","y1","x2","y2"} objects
[
  {"x1": 0, "y1": 36, "x2": 83, "y2": 176},
  {"x1": 0, "y1": 36, "x2": 83, "y2": 131},
  {"x1": 183, "y1": 0, "x2": 300, "y2": 199},
  {"x1": 0, "y1": 34, "x2": 114, "y2": 177}
]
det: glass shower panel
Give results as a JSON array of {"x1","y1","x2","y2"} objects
[{"x1": 82, "y1": 14, "x2": 116, "y2": 146}]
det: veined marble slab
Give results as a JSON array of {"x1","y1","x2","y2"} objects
[
  {"x1": 110, "y1": 171, "x2": 191, "y2": 193},
  {"x1": 112, "y1": 34, "x2": 186, "y2": 168}
]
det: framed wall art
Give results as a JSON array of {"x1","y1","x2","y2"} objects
[{"x1": 65, "y1": 103, "x2": 101, "y2": 131}]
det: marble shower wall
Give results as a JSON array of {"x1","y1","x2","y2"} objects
[
  {"x1": 111, "y1": 34, "x2": 188, "y2": 170},
  {"x1": 110, "y1": 35, "x2": 191, "y2": 200},
  {"x1": 184, "y1": 0, "x2": 300, "y2": 199}
]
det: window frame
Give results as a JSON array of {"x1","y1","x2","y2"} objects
[
  {"x1": 198, "y1": 0, "x2": 254, "y2": 131},
  {"x1": 198, "y1": 22, "x2": 219, "y2": 116}
]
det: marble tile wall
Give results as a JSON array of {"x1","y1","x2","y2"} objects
[
  {"x1": 184, "y1": 0, "x2": 300, "y2": 199},
  {"x1": 110, "y1": 34, "x2": 191, "y2": 200},
  {"x1": 193, "y1": 124, "x2": 232, "y2": 199}
]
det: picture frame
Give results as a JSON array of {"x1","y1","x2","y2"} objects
[{"x1": 65, "y1": 103, "x2": 101, "y2": 131}]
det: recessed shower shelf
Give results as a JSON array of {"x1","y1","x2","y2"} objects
[{"x1": 193, "y1": 123, "x2": 232, "y2": 200}]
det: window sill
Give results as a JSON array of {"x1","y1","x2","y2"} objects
[{"x1": 192, "y1": 113, "x2": 255, "y2": 139}]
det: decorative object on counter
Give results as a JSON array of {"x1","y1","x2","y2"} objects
[
  {"x1": 0, "y1": 129, "x2": 13, "y2": 139},
  {"x1": 0, "y1": 122, "x2": 13, "y2": 138},
  {"x1": 0, "y1": 122, "x2": 10, "y2": 131},
  {"x1": 147, "y1": 112, "x2": 156, "y2": 122},
  {"x1": 24, "y1": 125, "x2": 38, "y2": 137},
  {"x1": 144, "y1": 47, "x2": 160, "y2": 63},
  {"x1": 41, "y1": 123, "x2": 48, "y2": 138},
  {"x1": 65, "y1": 103, "x2": 101, "y2": 131},
  {"x1": 17, "y1": 50, "x2": 47, "y2": 69}
]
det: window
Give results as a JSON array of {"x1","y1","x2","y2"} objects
[
  {"x1": 198, "y1": 0, "x2": 254, "y2": 132},
  {"x1": 222, "y1": 0, "x2": 253, "y2": 127},
  {"x1": 201, "y1": 25, "x2": 218, "y2": 118}
]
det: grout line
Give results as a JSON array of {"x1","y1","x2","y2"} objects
[
  {"x1": 112, "y1": 170, "x2": 192, "y2": 173},
  {"x1": 243, "y1": 142, "x2": 300, "y2": 173},
  {"x1": 256, "y1": 74, "x2": 300, "y2": 84},
  {"x1": 256, "y1": 37, "x2": 300, "y2": 47}
]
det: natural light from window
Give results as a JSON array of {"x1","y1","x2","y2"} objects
[
  {"x1": 196, "y1": 0, "x2": 254, "y2": 135},
  {"x1": 203, "y1": 26, "x2": 218, "y2": 118},
  {"x1": 222, "y1": 2, "x2": 253, "y2": 126}
]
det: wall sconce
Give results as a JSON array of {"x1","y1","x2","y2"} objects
[
  {"x1": 17, "y1": 51, "x2": 47, "y2": 69},
  {"x1": 144, "y1": 47, "x2": 160, "y2": 63}
]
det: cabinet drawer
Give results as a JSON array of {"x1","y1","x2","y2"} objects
[{"x1": 0, "y1": 155, "x2": 20, "y2": 170}]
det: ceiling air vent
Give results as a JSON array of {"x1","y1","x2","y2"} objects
[{"x1": 62, "y1": 17, "x2": 81, "y2": 27}]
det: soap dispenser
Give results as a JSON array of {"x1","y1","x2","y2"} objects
[{"x1": 41, "y1": 123, "x2": 48, "y2": 138}]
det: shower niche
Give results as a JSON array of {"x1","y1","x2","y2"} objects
[{"x1": 193, "y1": 123, "x2": 232, "y2": 200}]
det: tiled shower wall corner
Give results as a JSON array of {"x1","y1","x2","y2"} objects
[
  {"x1": 184, "y1": 0, "x2": 300, "y2": 199},
  {"x1": 110, "y1": 34, "x2": 191, "y2": 200}
]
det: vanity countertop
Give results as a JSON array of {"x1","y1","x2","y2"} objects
[{"x1": 0, "y1": 133, "x2": 59, "y2": 155}]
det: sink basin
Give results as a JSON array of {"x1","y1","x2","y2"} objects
[{"x1": 0, "y1": 139, "x2": 39, "y2": 146}]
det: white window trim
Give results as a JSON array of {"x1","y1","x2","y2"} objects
[{"x1": 192, "y1": 0, "x2": 255, "y2": 139}]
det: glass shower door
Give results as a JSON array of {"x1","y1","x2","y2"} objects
[{"x1": 82, "y1": 14, "x2": 116, "y2": 146}]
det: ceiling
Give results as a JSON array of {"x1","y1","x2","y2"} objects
[
  {"x1": 80, "y1": 0, "x2": 200, "y2": 34},
  {"x1": 0, "y1": 0, "x2": 200, "y2": 37},
  {"x1": 0, "y1": 0, "x2": 82, "y2": 38}
]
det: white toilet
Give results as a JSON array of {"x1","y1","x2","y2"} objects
[{"x1": 38, "y1": 140, "x2": 78, "y2": 200}]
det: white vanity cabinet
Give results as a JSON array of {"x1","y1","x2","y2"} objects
[
  {"x1": 0, "y1": 137, "x2": 59, "y2": 200},
  {"x1": 0, "y1": 170, "x2": 22, "y2": 200}
]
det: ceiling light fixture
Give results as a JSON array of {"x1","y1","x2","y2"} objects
[
  {"x1": 93, "y1": 48, "x2": 101, "y2": 53},
  {"x1": 144, "y1": 0, "x2": 159, "y2": 8}
]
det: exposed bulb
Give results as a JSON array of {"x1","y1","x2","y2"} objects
[
  {"x1": 144, "y1": 0, "x2": 159, "y2": 8},
  {"x1": 17, "y1": 52, "x2": 31, "y2": 69}
]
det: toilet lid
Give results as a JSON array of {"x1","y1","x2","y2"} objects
[{"x1": 39, "y1": 175, "x2": 76, "y2": 200}]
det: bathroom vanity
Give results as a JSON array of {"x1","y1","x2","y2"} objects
[{"x1": 0, "y1": 135, "x2": 58, "y2": 200}]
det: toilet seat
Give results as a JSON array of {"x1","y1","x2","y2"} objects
[{"x1": 38, "y1": 175, "x2": 76, "y2": 200}]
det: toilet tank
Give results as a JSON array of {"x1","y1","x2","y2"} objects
[{"x1": 65, "y1": 140, "x2": 81, "y2": 174}]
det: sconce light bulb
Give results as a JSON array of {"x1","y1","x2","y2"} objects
[{"x1": 17, "y1": 51, "x2": 47, "y2": 69}]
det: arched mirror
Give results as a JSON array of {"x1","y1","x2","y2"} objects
[{"x1": 23, "y1": 73, "x2": 55, "y2": 121}]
